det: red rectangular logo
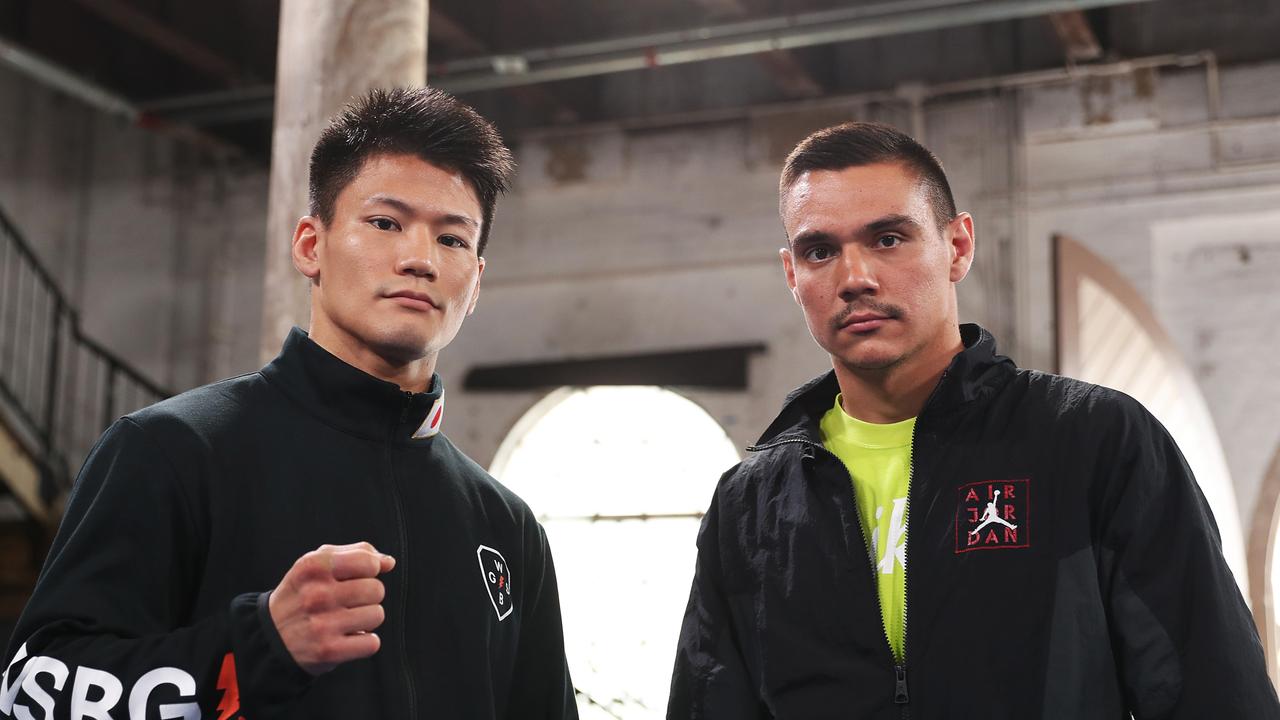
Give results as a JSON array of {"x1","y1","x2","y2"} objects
[{"x1": 955, "y1": 479, "x2": 1030, "y2": 553}]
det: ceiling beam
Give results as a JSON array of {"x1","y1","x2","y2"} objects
[
  {"x1": 428, "y1": 7, "x2": 580, "y2": 123},
  {"x1": 1049, "y1": 10, "x2": 1104, "y2": 62},
  {"x1": 690, "y1": 0, "x2": 754, "y2": 20},
  {"x1": 430, "y1": 0, "x2": 1158, "y2": 94},
  {"x1": 138, "y1": 0, "x2": 1159, "y2": 122},
  {"x1": 689, "y1": 0, "x2": 823, "y2": 98},
  {"x1": 428, "y1": 8, "x2": 489, "y2": 57},
  {"x1": 755, "y1": 49, "x2": 824, "y2": 98},
  {"x1": 0, "y1": 34, "x2": 137, "y2": 118},
  {"x1": 71, "y1": 0, "x2": 242, "y2": 84}
]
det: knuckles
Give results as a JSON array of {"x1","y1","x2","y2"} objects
[
  {"x1": 293, "y1": 552, "x2": 330, "y2": 579},
  {"x1": 298, "y1": 585, "x2": 335, "y2": 614},
  {"x1": 354, "y1": 554, "x2": 380, "y2": 577},
  {"x1": 305, "y1": 614, "x2": 333, "y2": 639}
]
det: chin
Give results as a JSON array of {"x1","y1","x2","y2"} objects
[
  {"x1": 844, "y1": 354, "x2": 904, "y2": 371},
  {"x1": 832, "y1": 340, "x2": 906, "y2": 371},
  {"x1": 368, "y1": 328, "x2": 434, "y2": 364}
]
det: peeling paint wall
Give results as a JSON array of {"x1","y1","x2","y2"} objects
[
  {"x1": 453, "y1": 58, "x2": 1280, "y2": 540},
  {"x1": 1, "y1": 57, "x2": 1278, "y2": 538},
  {"x1": 0, "y1": 64, "x2": 268, "y2": 395},
  {"x1": 1021, "y1": 60, "x2": 1280, "y2": 520}
]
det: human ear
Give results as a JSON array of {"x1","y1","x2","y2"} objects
[
  {"x1": 948, "y1": 213, "x2": 975, "y2": 283},
  {"x1": 291, "y1": 217, "x2": 323, "y2": 281},
  {"x1": 780, "y1": 247, "x2": 801, "y2": 305},
  {"x1": 465, "y1": 257, "x2": 485, "y2": 316}
]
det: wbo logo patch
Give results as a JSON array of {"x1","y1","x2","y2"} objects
[
  {"x1": 477, "y1": 545, "x2": 514, "y2": 621},
  {"x1": 955, "y1": 479, "x2": 1030, "y2": 553}
]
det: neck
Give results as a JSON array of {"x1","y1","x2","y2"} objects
[
  {"x1": 832, "y1": 325, "x2": 963, "y2": 424},
  {"x1": 307, "y1": 324, "x2": 438, "y2": 394}
]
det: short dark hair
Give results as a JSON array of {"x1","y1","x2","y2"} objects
[
  {"x1": 780, "y1": 122, "x2": 956, "y2": 229},
  {"x1": 309, "y1": 87, "x2": 516, "y2": 255}
]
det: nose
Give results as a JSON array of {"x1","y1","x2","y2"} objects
[
  {"x1": 396, "y1": 234, "x2": 438, "y2": 279},
  {"x1": 837, "y1": 245, "x2": 878, "y2": 302}
]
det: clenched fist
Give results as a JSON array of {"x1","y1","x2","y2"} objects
[{"x1": 268, "y1": 542, "x2": 396, "y2": 675}]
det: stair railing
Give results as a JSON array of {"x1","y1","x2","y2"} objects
[{"x1": 0, "y1": 203, "x2": 169, "y2": 513}]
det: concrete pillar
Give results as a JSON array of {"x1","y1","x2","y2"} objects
[{"x1": 259, "y1": 0, "x2": 428, "y2": 362}]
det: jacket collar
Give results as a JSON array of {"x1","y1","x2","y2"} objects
[
  {"x1": 260, "y1": 327, "x2": 444, "y2": 443},
  {"x1": 752, "y1": 323, "x2": 1015, "y2": 448}
]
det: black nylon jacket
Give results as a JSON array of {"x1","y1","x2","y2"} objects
[
  {"x1": 669, "y1": 324, "x2": 1278, "y2": 719},
  {"x1": 2, "y1": 328, "x2": 577, "y2": 720}
]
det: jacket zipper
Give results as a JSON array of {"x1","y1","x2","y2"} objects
[
  {"x1": 747, "y1": 368, "x2": 947, "y2": 718},
  {"x1": 899, "y1": 418, "x2": 917, "y2": 719},
  {"x1": 389, "y1": 394, "x2": 418, "y2": 719},
  {"x1": 749, "y1": 435, "x2": 908, "y2": 708},
  {"x1": 896, "y1": 365, "x2": 949, "y2": 720}
]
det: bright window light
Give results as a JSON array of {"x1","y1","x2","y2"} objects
[{"x1": 491, "y1": 386, "x2": 740, "y2": 719}]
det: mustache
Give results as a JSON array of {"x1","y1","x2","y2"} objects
[{"x1": 831, "y1": 301, "x2": 904, "y2": 330}]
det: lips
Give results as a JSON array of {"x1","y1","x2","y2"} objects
[
  {"x1": 840, "y1": 313, "x2": 890, "y2": 333},
  {"x1": 385, "y1": 290, "x2": 438, "y2": 311}
]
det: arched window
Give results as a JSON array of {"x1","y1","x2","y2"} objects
[
  {"x1": 1249, "y1": 445, "x2": 1280, "y2": 683},
  {"x1": 491, "y1": 386, "x2": 740, "y2": 719},
  {"x1": 1055, "y1": 234, "x2": 1248, "y2": 594}
]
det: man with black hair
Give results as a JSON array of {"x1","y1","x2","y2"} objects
[
  {"x1": 3, "y1": 87, "x2": 577, "y2": 719},
  {"x1": 667, "y1": 121, "x2": 1279, "y2": 719}
]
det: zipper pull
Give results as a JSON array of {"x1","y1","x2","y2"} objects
[
  {"x1": 393, "y1": 392, "x2": 413, "y2": 438},
  {"x1": 894, "y1": 665, "x2": 909, "y2": 704}
]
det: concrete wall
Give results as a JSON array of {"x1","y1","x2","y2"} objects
[
  {"x1": 2, "y1": 56, "x2": 1278, "y2": 542},
  {"x1": 0, "y1": 63, "x2": 268, "y2": 397},
  {"x1": 1018, "y1": 60, "x2": 1280, "y2": 520},
  {"x1": 448, "y1": 57, "x2": 1280, "y2": 541}
]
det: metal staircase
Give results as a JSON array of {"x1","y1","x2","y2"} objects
[{"x1": 0, "y1": 202, "x2": 169, "y2": 620}]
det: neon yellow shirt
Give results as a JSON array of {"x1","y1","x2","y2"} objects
[{"x1": 819, "y1": 395, "x2": 915, "y2": 663}]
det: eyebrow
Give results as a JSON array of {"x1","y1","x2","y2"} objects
[
  {"x1": 789, "y1": 229, "x2": 835, "y2": 249},
  {"x1": 366, "y1": 195, "x2": 479, "y2": 229},
  {"x1": 790, "y1": 213, "x2": 923, "y2": 248},
  {"x1": 862, "y1": 214, "x2": 923, "y2": 234}
]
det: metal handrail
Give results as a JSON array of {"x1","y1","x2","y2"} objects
[{"x1": 0, "y1": 202, "x2": 170, "y2": 515}]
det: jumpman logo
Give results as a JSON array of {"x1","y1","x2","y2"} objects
[
  {"x1": 955, "y1": 479, "x2": 1031, "y2": 553},
  {"x1": 968, "y1": 490, "x2": 1017, "y2": 536}
]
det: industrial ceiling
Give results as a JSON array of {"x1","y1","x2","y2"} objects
[{"x1": 1, "y1": 0, "x2": 1278, "y2": 158}]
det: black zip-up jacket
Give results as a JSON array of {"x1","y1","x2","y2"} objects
[
  {"x1": 669, "y1": 324, "x2": 1278, "y2": 719},
  {"x1": 2, "y1": 328, "x2": 577, "y2": 719}
]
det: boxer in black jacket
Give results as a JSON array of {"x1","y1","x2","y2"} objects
[
  {"x1": 668, "y1": 122, "x2": 1278, "y2": 719},
  {"x1": 3, "y1": 87, "x2": 577, "y2": 720}
]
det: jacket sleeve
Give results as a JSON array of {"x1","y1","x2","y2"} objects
[
  {"x1": 668, "y1": 481, "x2": 768, "y2": 720},
  {"x1": 1095, "y1": 392, "x2": 1280, "y2": 719},
  {"x1": 1, "y1": 417, "x2": 310, "y2": 720},
  {"x1": 508, "y1": 523, "x2": 578, "y2": 720}
]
